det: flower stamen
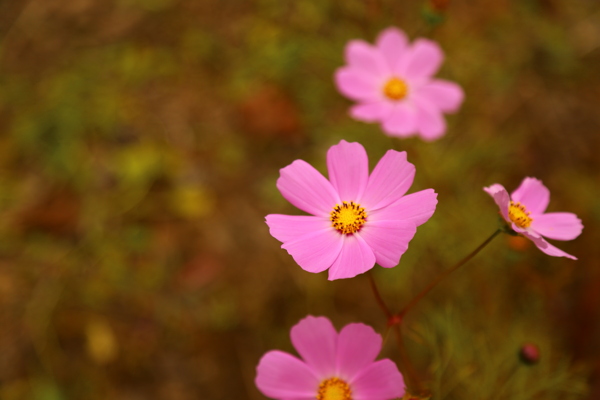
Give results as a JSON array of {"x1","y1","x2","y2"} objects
[
  {"x1": 330, "y1": 201, "x2": 367, "y2": 234},
  {"x1": 383, "y1": 77, "x2": 408, "y2": 100},
  {"x1": 317, "y1": 377, "x2": 352, "y2": 400},
  {"x1": 509, "y1": 201, "x2": 533, "y2": 228}
]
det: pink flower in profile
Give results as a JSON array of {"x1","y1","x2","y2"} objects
[
  {"x1": 266, "y1": 140, "x2": 437, "y2": 280},
  {"x1": 335, "y1": 27, "x2": 464, "y2": 141},
  {"x1": 484, "y1": 177, "x2": 583, "y2": 259},
  {"x1": 255, "y1": 316, "x2": 405, "y2": 400}
]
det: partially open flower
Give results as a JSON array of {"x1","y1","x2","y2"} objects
[
  {"x1": 335, "y1": 27, "x2": 464, "y2": 141},
  {"x1": 484, "y1": 177, "x2": 583, "y2": 259},
  {"x1": 255, "y1": 316, "x2": 405, "y2": 400}
]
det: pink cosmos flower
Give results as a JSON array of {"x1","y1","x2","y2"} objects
[
  {"x1": 484, "y1": 177, "x2": 583, "y2": 259},
  {"x1": 255, "y1": 316, "x2": 405, "y2": 400},
  {"x1": 266, "y1": 140, "x2": 437, "y2": 280},
  {"x1": 335, "y1": 27, "x2": 464, "y2": 141}
]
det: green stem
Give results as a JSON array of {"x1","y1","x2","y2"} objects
[{"x1": 396, "y1": 229, "x2": 502, "y2": 320}]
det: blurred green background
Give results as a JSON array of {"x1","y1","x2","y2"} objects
[{"x1": 0, "y1": 0, "x2": 599, "y2": 399}]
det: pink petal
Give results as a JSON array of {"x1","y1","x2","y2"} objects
[
  {"x1": 350, "y1": 359, "x2": 405, "y2": 400},
  {"x1": 282, "y1": 228, "x2": 343, "y2": 273},
  {"x1": 277, "y1": 160, "x2": 340, "y2": 216},
  {"x1": 371, "y1": 189, "x2": 438, "y2": 226},
  {"x1": 521, "y1": 231, "x2": 577, "y2": 260},
  {"x1": 530, "y1": 212, "x2": 583, "y2": 241},
  {"x1": 327, "y1": 140, "x2": 369, "y2": 201},
  {"x1": 511, "y1": 177, "x2": 550, "y2": 214},
  {"x1": 255, "y1": 350, "x2": 319, "y2": 399},
  {"x1": 483, "y1": 184, "x2": 510, "y2": 223},
  {"x1": 266, "y1": 214, "x2": 331, "y2": 243},
  {"x1": 335, "y1": 67, "x2": 380, "y2": 102},
  {"x1": 413, "y1": 97, "x2": 447, "y2": 141},
  {"x1": 375, "y1": 27, "x2": 409, "y2": 73},
  {"x1": 335, "y1": 323, "x2": 382, "y2": 380},
  {"x1": 513, "y1": 224, "x2": 541, "y2": 239},
  {"x1": 290, "y1": 316, "x2": 338, "y2": 378},
  {"x1": 345, "y1": 40, "x2": 388, "y2": 78},
  {"x1": 415, "y1": 79, "x2": 464, "y2": 113},
  {"x1": 327, "y1": 234, "x2": 376, "y2": 280},
  {"x1": 361, "y1": 150, "x2": 415, "y2": 211},
  {"x1": 358, "y1": 220, "x2": 417, "y2": 268},
  {"x1": 403, "y1": 38, "x2": 443, "y2": 79},
  {"x1": 381, "y1": 103, "x2": 417, "y2": 137},
  {"x1": 349, "y1": 102, "x2": 393, "y2": 122}
]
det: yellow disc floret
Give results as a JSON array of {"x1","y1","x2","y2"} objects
[
  {"x1": 508, "y1": 201, "x2": 533, "y2": 228},
  {"x1": 330, "y1": 201, "x2": 367, "y2": 235},
  {"x1": 317, "y1": 377, "x2": 352, "y2": 400},
  {"x1": 383, "y1": 77, "x2": 408, "y2": 100}
]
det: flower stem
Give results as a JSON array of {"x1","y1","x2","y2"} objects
[
  {"x1": 367, "y1": 229, "x2": 501, "y2": 396},
  {"x1": 396, "y1": 229, "x2": 502, "y2": 320},
  {"x1": 392, "y1": 323, "x2": 429, "y2": 397},
  {"x1": 367, "y1": 271, "x2": 392, "y2": 319},
  {"x1": 367, "y1": 271, "x2": 425, "y2": 395}
]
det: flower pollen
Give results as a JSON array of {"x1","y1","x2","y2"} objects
[
  {"x1": 330, "y1": 201, "x2": 367, "y2": 234},
  {"x1": 383, "y1": 77, "x2": 408, "y2": 100},
  {"x1": 317, "y1": 377, "x2": 352, "y2": 400},
  {"x1": 509, "y1": 201, "x2": 533, "y2": 228}
]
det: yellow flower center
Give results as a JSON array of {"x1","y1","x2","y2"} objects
[
  {"x1": 317, "y1": 377, "x2": 352, "y2": 400},
  {"x1": 383, "y1": 77, "x2": 408, "y2": 100},
  {"x1": 330, "y1": 201, "x2": 367, "y2": 235},
  {"x1": 508, "y1": 201, "x2": 533, "y2": 228}
]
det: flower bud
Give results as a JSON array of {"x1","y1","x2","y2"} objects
[{"x1": 519, "y1": 343, "x2": 540, "y2": 365}]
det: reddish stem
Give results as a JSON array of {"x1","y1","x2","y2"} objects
[
  {"x1": 367, "y1": 230, "x2": 501, "y2": 396},
  {"x1": 396, "y1": 229, "x2": 501, "y2": 320},
  {"x1": 367, "y1": 272, "x2": 423, "y2": 394},
  {"x1": 367, "y1": 271, "x2": 392, "y2": 319}
]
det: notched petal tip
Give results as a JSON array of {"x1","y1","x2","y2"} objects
[{"x1": 294, "y1": 315, "x2": 336, "y2": 334}]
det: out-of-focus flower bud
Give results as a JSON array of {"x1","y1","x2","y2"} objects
[{"x1": 519, "y1": 343, "x2": 541, "y2": 365}]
